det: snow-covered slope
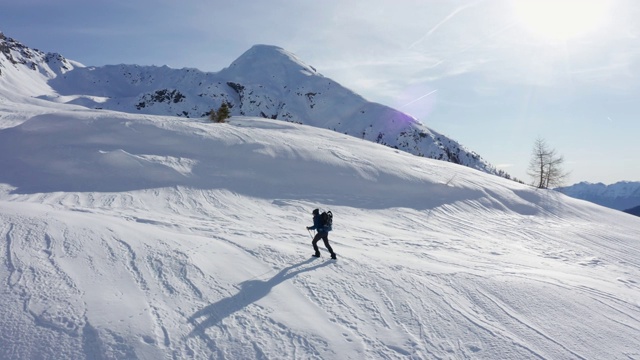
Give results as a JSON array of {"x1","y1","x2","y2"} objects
[
  {"x1": 0, "y1": 34, "x2": 496, "y2": 175},
  {"x1": 1, "y1": 99, "x2": 639, "y2": 359},
  {"x1": 556, "y1": 181, "x2": 640, "y2": 210}
]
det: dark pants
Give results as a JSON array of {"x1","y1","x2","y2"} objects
[{"x1": 312, "y1": 231, "x2": 334, "y2": 255}]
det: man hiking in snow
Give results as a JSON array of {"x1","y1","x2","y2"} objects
[{"x1": 307, "y1": 208, "x2": 337, "y2": 260}]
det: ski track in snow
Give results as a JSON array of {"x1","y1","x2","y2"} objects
[
  {"x1": 0, "y1": 113, "x2": 639, "y2": 359},
  {"x1": 2, "y1": 186, "x2": 639, "y2": 359}
]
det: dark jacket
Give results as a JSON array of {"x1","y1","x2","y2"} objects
[{"x1": 308, "y1": 214, "x2": 331, "y2": 232}]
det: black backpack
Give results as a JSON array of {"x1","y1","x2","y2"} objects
[{"x1": 320, "y1": 211, "x2": 333, "y2": 228}]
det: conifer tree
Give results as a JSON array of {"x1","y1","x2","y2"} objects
[
  {"x1": 209, "y1": 102, "x2": 231, "y2": 123},
  {"x1": 216, "y1": 102, "x2": 230, "y2": 122}
]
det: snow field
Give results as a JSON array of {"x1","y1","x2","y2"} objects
[{"x1": 0, "y1": 109, "x2": 639, "y2": 359}]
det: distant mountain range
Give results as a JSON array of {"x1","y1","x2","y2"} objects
[
  {"x1": 624, "y1": 205, "x2": 640, "y2": 216},
  {"x1": 556, "y1": 181, "x2": 640, "y2": 212},
  {"x1": 0, "y1": 32, "x2": 500, "y2": 176}
]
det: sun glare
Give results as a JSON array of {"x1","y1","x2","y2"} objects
[{"x1": 512, "y1": 0, "x2": 611, "y2": 41}]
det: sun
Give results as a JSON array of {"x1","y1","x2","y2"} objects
[{"x1": 511, "y1": 0, "x2": 611, "y2": 42}]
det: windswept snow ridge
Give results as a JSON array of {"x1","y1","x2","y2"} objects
[{"x1": 0, "y1": 105, "x2": 639, "y2": 359}]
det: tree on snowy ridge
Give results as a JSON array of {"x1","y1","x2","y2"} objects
[
  {"x1": 209, "y1": 102, "x2": 230, "y2": 123},
  {"x1": 527, "y1": 137, "x2": 569, "y2": 189}
]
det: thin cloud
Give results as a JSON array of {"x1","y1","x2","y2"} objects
[
  {"x1": 409, "y1": 2, "x2": 478, "y2": 49},
  {"x1": 401, "y1": 89, "x2": 438, "y2": 108}
]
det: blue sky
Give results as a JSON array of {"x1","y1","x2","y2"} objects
[{"x1": 2, "y1": 0, "x2": 639, "y2": 184}]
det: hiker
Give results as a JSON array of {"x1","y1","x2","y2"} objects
[{"x1": 307, "y1": 208, "x2": 337, "y2": 259}]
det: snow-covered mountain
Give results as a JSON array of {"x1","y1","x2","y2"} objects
[
  {"x1": 555, "y1": 181, "x2": 640, "y2": 211},
  {"x1": 625, "y1": 205, "x2": 640, "y2": 216},
  {"x1": 0, "y1": 34, "x2": 496, "y2": 175},
  {"x1": 0, "y1": 33, "x2": 81, "y2": 99}
]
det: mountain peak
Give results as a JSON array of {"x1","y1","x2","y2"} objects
[
  {"x1": 0, "y1": 34, "x2": 80, "y2": 79},
  {"x1": 218, "y1": 44, "x2": 319, "y2": 81},
  {"x1": 243, "y1": 44, "x2": 289, "y2": 57}
]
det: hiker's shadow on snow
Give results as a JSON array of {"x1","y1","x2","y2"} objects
[{"x1": 188, "y1": 258, "x2": 331, "y2": 342}]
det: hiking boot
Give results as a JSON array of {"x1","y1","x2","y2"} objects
[
  {"x1": 330, "y1": 253, "x2": 337, "y2": 260},
  {"x1": 312, "y1": 253, "x2": 321, "y2": 258}
]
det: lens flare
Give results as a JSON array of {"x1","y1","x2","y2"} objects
[{"x1": 512, "y1": 0, "x2": 611, "y2": 41}]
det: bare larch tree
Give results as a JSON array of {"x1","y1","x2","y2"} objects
[{"x1": 527, "y1": 137, "x2": 569, "y2": 189}]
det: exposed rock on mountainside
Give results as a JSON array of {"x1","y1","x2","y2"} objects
[{"x1": 0, "y1": 33, "x2": 76, "y2": 76}]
